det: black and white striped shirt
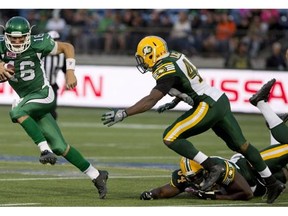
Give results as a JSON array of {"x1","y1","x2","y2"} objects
[{"x1": 44, "y1": 53, "x2": 66, "y2": 85}]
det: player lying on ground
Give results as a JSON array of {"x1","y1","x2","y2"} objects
[
  {"x1": 140, "y1": 79, "x2": 287, "y2": 201},
  {"x1": 102, "y1": 36, "x2": 284, "y2": 203}
]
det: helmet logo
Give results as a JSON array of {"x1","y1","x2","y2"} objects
[{"x1": 142, "y1": 46, "x2": 152, "y2": 55}]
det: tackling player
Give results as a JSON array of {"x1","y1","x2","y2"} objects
[
  {"x1": 101, "y1": 35, "x2": 285, "y2": 203},
  {"x1": 140, "y1": 79, "x2": 287, "y2": 201},
  {"x1": 0, "y1": 16, "x2": 108, "y2": 199}
]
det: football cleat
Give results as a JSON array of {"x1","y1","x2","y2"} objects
[
  {"x1": 200, "y1": 164, "x2": 225, "y2": 191},
  {"x1": 265, "y1": 180, "x2": 286, "y2": 204},
  {"x1": 249, "y1": 78, "x2": 276, "y2": 106},
  {"x1": 278, "y1": 113, "x2": 288, "y2": 123},
  {"x1": 39, "y1": 150, "x2": 57, "y2": 165},
  {"x1": 92, "y1": 170, "x2": 109, "y2": 199}
]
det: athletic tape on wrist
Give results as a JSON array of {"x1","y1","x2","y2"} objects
[{"x1": 66, "y1": 58, "x2": 76, "y2": 70}]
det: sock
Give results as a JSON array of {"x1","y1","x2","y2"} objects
[
  {"x1": 167, "y1": 139, "x2": 202, "y2": 160},
  {"x1": 260, "y1": 169, "x2": 276, "y2": 185},
  {"x1": 63, "y1": 146, "x2": 91, "y2": 172},
  {"x1": 243, "y1": 144, "x2": 274, "y2": 184},
  {"x1": 193, "y1": 151, "x2": 209, "y2": 164},
  {"x1": 257, "y1": 101, "x2": 282, "y2": 128},
  {"x1": 20, "y1": 116, "x2": 46, "y2": 145},
  {"x1": 37, "y1": 141, "x2": 53, "y2": 153},
  {"x1": 269, "y1": 131, "x2": 279, "y2": 145},
  {"x1": 84, "y1": 164, "x2": 100, "y2": 180}
]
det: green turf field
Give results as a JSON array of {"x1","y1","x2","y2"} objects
[{"x1": 0, "y1": 105, "x2": 287, "y2": 209}]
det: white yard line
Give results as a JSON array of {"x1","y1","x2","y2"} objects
[{"x1": 0, "y1": 203, "x2": 41, "y2": 206}]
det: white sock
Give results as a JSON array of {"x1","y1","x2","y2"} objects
[
  {"x1": 257, "y1": 101, "x2": 282, "y2": 129},
  {"x1": 270, "y1": 131, "x2": 280, "y2": 145},
  {"x1": 258, "y1": 166, "x2": 272, "y2": 178},
  {"x1": 83, "y1": 164, "x2": 100, "y2": 180},
  {"x1": 37, "y1": 141, "x2": 53, "y2": 152},
  {"x1": 193, "y1": 151, "x2": 209, "y2": 164}
]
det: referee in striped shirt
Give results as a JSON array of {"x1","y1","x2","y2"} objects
[{"x1": 44, "y1": 30, "x2": 66, "y2": 120}]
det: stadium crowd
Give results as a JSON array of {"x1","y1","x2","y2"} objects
[{"x1": 0, "y1": 9, "x2": 288, "y2": 70}]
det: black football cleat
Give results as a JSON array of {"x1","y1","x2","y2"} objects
[
  {"x1": 39, "y1": 150, "x2": 57, "y2": 165},
  {"x1": 92, "y1": 170, "x2": 109, "y2": 199},
  {"x1": 278, "y1": 113, "x2": 288, "y2": 123},
  {"x1": 266, "y1": 180, "x2": 286, "y2": 204},
  {"x1": 200, "y1": 164, "x2": 225, "y2": 191},
  {"x1": 249, "y1": 78, "x2": 276, "y2": 106}
]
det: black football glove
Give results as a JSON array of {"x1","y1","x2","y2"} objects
[
  {"x1": 185, "y1": 187, "x2": 216, "y2": 200},
  {"x1": 140, "y1": 191, "x2": 154, "y2": 200},
  {"x1": 101, "y1": 108, "x2": 127, "y2": 127}
]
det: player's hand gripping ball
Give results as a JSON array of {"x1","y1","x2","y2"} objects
[{"x1": 0, "y1": 63, "x2": 15, "y2": 83}]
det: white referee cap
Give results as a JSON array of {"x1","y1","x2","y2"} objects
[{"x1": 48, "y1": 30, "x2": 60, "y2": 39}]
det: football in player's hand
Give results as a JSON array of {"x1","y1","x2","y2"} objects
[
  {"x1": 5, "y1": 63, "x2": 15, "y2": 73},
  {"x1": 0, "y1": 64, "x2": 15, "y2": 83}
]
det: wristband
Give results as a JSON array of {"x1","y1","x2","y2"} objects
[{"x1": 66, "y1": 58, "x2": 76, "y2": 70}]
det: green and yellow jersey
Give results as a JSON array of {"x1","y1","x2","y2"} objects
[{"x1": 152, "y1": 50, "x2": 223, "y2": 107}]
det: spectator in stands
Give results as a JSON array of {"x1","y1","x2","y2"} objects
[
  {"x1": 265, "y1": 42, "x2": 287, "y2": 71},
  {"x1": 107, "y1": 10, "x2": 127, "y2": 54},
  {"x1": 46, "y1": 9, "x2": 69, "y2": 41},
  {"x1": 215, "y1": 12, "x2": 237, "y2": 57},
  {"x1": 225, "y1": 40, "x2": 253, "y2": 69},
  {"x1": 69, "y1": 9, "x2": 98, "y2": 54},
  {"x1": 168, "y1": 10, "x2": 194, "y2": 55},
  {"x1": 246, "y1": 15, "x2": 267, "y2": 58},
  {"x1": 147, "y1": 10, "x2": 173, "y2": 43}
]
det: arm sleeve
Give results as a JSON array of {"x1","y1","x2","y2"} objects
[{"x1": 153, "y1": 76, "x2": 178, "y2": 95}]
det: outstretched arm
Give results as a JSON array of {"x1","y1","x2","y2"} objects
[
  {"x1": 125, "y1": 88, "x2": 165, "y2": 116},
  {"x1": 140, "y1": 183, "x2": 182, "y2": 200},
  {"x1": 101, "y1": 88, "x2": 165, "y2": 127}
]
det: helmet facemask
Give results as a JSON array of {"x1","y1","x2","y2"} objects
[
  {"x1": 135, "y1": 54, "x2": 151, "y2": 74},
  {"x1": 5, "y1": 32, "x2": 31, "y2": 54}
]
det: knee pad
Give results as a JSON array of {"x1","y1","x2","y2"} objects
[
  {"x1": 9, "y1": 108, "x2": 27, "y2": 123},
  {"x1": 238, "y1": 142, "x2": 250, "y2": 153}
]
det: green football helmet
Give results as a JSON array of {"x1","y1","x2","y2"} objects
[{"x1": 4, "y1": 16, "x2": 32, "y2": 53}]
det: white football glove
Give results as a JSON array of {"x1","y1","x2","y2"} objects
[
  {"x1": 168, "y1": 88, "x2": 194, "y2": 106},
  {"x1": 157, "y1": 99, "x2": 180, "y2": 113},
  {"x1": 101, "y1": 109, "x2": 127, "y2": 127},
  {"x1": 178, "y1": 93, "x2": 194, "y2": 106}
]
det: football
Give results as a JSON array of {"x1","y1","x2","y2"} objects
[
  {"x1": 4, "y1": 63, "x2": 15, "y2": 72},
  {"x1": 0, "y1": 64, "x2": 15, "y2": 83}
]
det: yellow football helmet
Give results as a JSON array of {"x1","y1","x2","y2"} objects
[
  {"x1": 180, "y1": 157, "x2": 205, "y2": 186},
  {"x1": 135, "y1": 35, "x2": 169, "y2": 74}
]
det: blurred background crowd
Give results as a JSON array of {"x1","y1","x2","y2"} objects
[{"x1": 1, "y1": 8, "x2": 288, "y2": 70}]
